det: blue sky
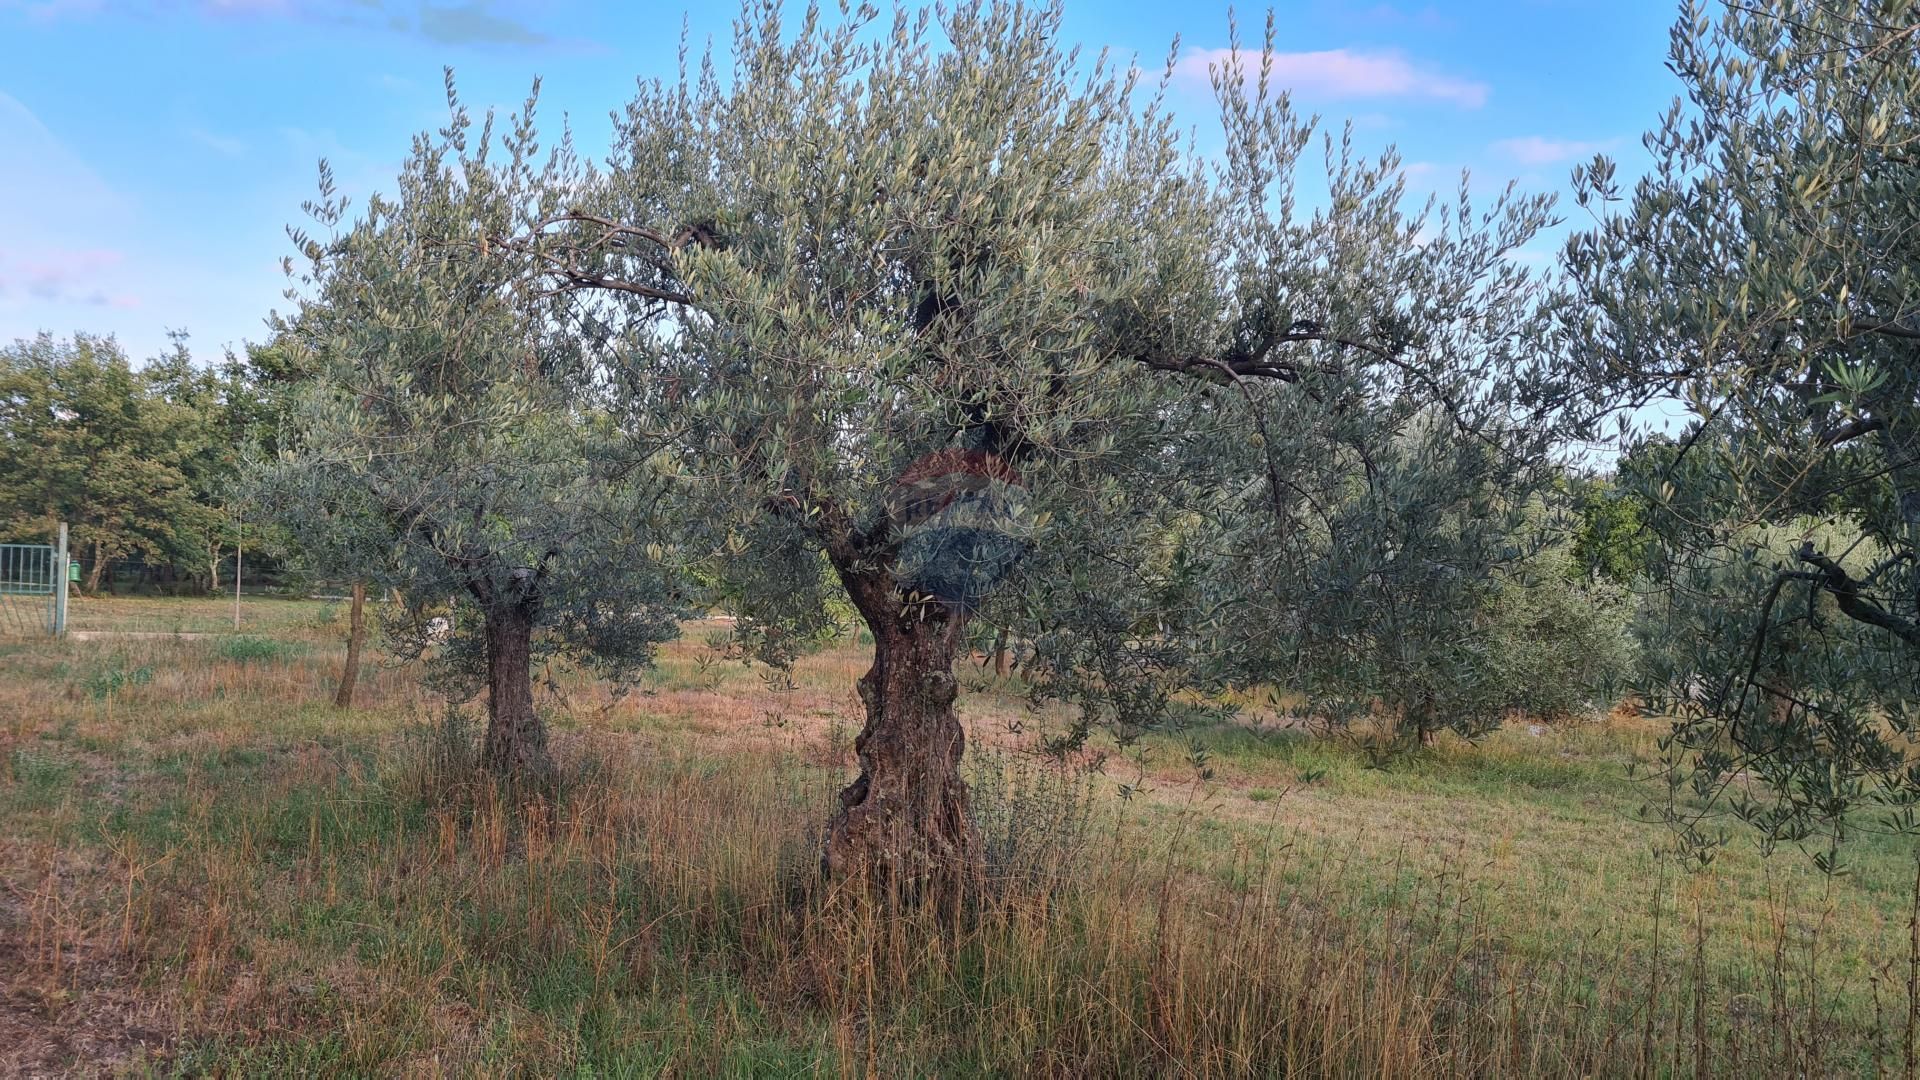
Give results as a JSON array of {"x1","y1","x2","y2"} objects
[{"x1": 0, "y1": 0, "x2": 1681, "y2": 364}]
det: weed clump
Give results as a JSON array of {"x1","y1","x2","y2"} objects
[{"x1": 214, "y1": 635, "x2": 299, "y2": 664}]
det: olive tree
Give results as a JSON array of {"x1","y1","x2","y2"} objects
[
  {"x1": 1566, "y1": 0, "x2": 1920, "y2": 863},
  {"x1": 265, "y1": 85, "x2": 687, "y2": 784},
  {"x1": 1135, "y1": 39, "x2": 1573, "y2": 751},
  {"x1": 495, "y1": 2, "x2": 1570, "y2": 890}
]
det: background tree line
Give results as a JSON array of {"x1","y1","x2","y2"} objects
[{"x1": 0, "y1": 331, "x2": 310, "y2": 594}]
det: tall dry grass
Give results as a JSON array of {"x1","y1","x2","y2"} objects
[
  {"x1": 3, "y1": 727, "x2": 1900, "y2": 1075},
  {"x1": 0, "y1": 613, "x2": 1913, "y2": 1075}
]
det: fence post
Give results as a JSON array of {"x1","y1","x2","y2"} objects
[
  {"x1": 54, "y1": 522, "x2": 69, "y2": 636},
  {"x1": 233, "y1": 512, "x2": 243, "y2": 630}
]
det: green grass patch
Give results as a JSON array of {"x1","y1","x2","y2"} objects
[{"x1": 214, "y1": 634, "x2": 303, "y2": 663}]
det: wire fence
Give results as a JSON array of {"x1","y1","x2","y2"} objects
[
  {"x1": 61, "y1": 593, "x2": 333, "y2": 638},
  {"x1": 67, "y1": 550, "x2": 302, "y2": 598},
  {"x1": 0, "y1": 526, "x2": 337, "y2": 639}
]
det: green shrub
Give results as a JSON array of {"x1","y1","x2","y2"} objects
[
  {"x1": 1480, "y1": 542, "x2": 1636, "y2": 722},
  {"x1": 217, "y1": 635, "x2": 299, "y2": 664},
  {"x1": 80, "y1": 661, "x2": 153, "y2": 699}
]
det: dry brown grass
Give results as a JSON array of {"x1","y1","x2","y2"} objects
[{"x1": 0, "y1": 602, "x2": 1913, "y2": 1075}]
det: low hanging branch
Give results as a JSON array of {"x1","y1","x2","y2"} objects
[
  {"x1": 1818, "y1": 416, "x2": 1888, "y2": 447},
  {"x1": 1795, "y1": 541, "x2": 1920, "y2": 646}
]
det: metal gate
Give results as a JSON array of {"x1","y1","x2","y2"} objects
[
  {"x1": 0, "y1": 527, "x2": 68, "y2": 637},
  {"x1": 0, "y1": 543, "x2": 59, "y2": 635}
]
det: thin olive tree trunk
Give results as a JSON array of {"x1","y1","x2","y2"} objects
[
  {"x1": 84, "y1": 541, "x2": 106, "y2": 594},
  {"x1": 333, "y1": 581, "x2": 366, "y2": 709}
]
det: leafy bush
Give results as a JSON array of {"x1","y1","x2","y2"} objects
[
  {"x1": 1480, "y1": 543, "x2": 1636, "y2": 723},
  {"x1": 1290, "y1": 519, "x2": 1637, "y2": 754},
  {"x1": 216, "y1": 635, "x2": 298, "y2": 664}
]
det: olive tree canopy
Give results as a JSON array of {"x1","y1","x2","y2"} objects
[
  {"x1": 439, "y1": 1, "x2": 1577, "y2": 891},
  {"x1": 1566, "y1": 0, "x2": 1920, "y2": 866},
  {"x1": 264, "y1": 86, "x2": 688, "y2": 783}
]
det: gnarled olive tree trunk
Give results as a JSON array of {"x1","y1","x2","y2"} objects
[
  {"x1": 481, "y1": 602, "x2": 551, "y2": 783},
  {"x1": 825, "y1": 561, "x2": 984, "y2": 896}
]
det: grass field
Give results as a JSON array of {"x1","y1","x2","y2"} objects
[{"x1": 1, "y1": 596, "x2": 1915, "y2": 1076}]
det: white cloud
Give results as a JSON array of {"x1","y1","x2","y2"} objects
[
  {"x1": 1492, "y1": 135, "x2": 1622, "y2": 166},
  {"x1": 186, "y1": 125, "x2": 246, "y2": 157},
  {"x1": 0, "y1": 93, "x2": 146, "y2": 331},
  {"x1": 1176, "y1": 47, "x2": 1488, "y2": 108},
  {"x1": 0, "y1": 248, "x2": 137, "y2": 307},
  {"x1": 0, "y1": 91, "x2": 122, "y2": 209},
  {"x1": 415, "y1": 1, "x2": 549, "y2": 46}
]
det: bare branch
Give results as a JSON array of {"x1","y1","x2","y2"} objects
[
  {"x1": 1818, "y1": 415, "x2": 1887, "y2": 447},
  {"x1": 1796, "y1": 541, "x2": 1920, "y2": 646}
]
